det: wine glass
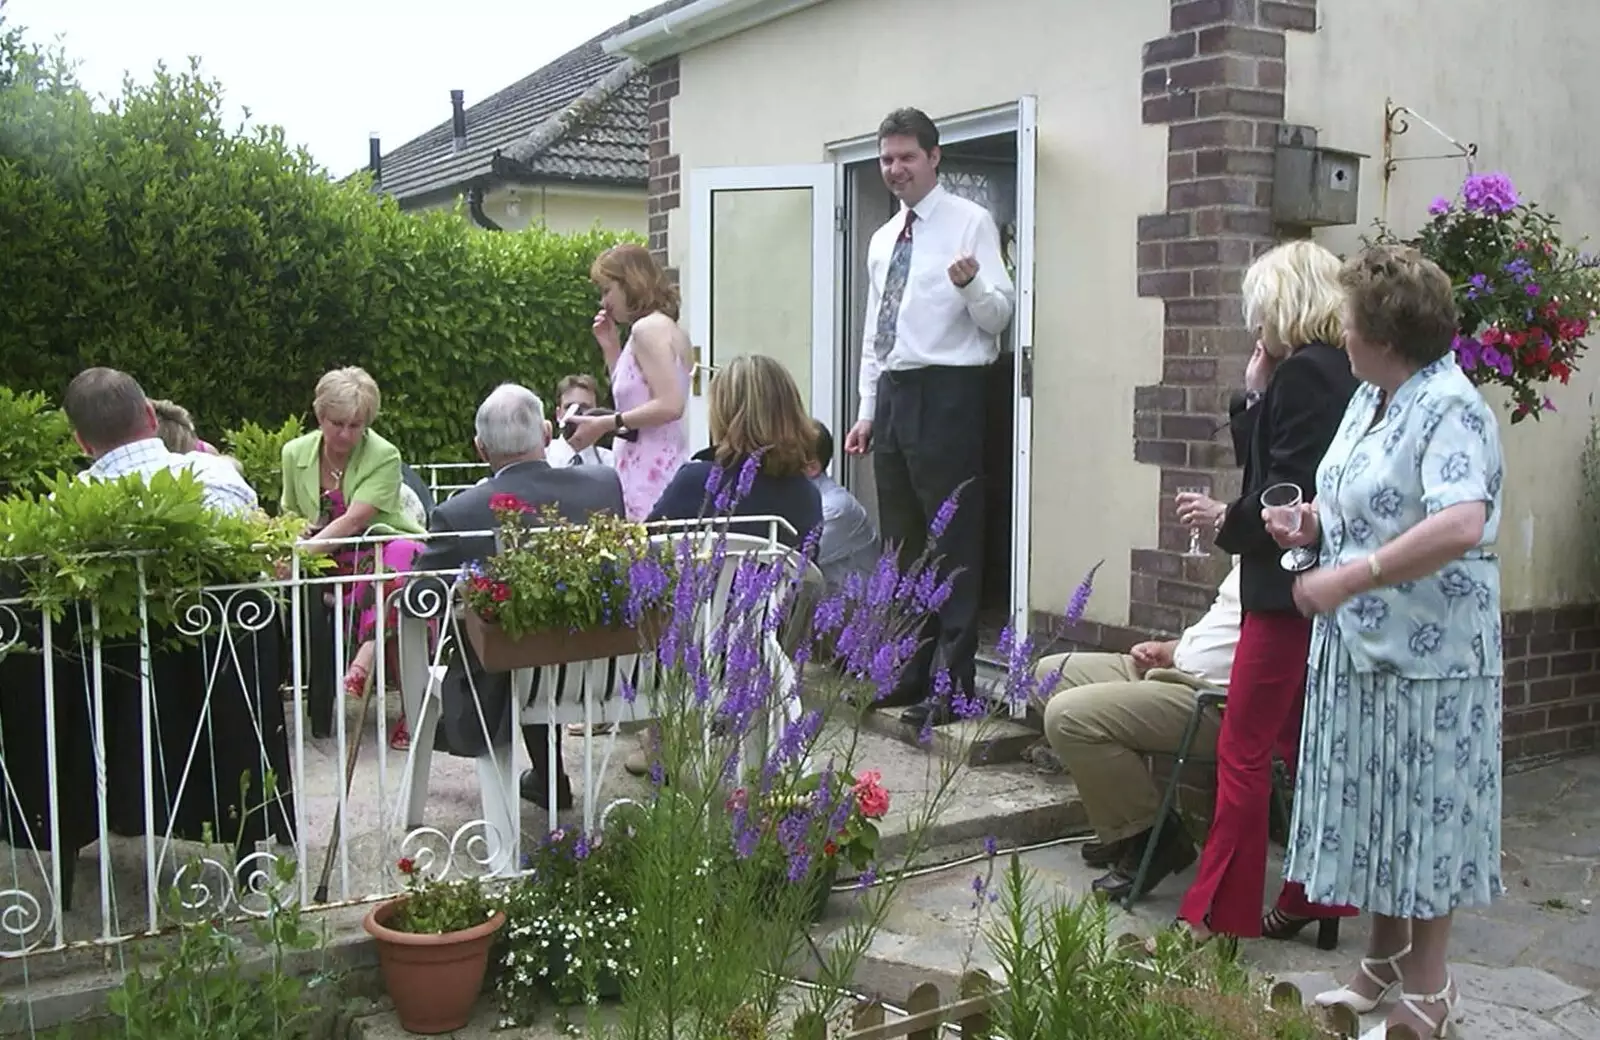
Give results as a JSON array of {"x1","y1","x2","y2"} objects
[
  {"x1": 1261, "y1": 482, "x2": 1317, "y2": 572},
  {"x1": 1176, "y1": 485, "x2": 1210, "y2": 558}
]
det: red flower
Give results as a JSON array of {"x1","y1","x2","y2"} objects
[
  {"x1": 397, "y1": 857, "x2": 416, "y2": 876},
  {"x1": 824, "y1": 840, "x2": 838, "y2": 858},
  {"x1": 725, "y1": 787, "x2": 749, "y2": 813},
  {"x1": 489, "y1": 492, "x2": 526, "y2": 514},
  {"x1": 1482, "y1": 326, "x2": 1505, "y2": 346},
  {"x1": 1552, "y1": 361, "x2": 1572, "y2": 384},
  {"x1": 852, "y1": 769, "x2": 891, "y2": 819},
  {"x1": 490, "y1": 582, "x2": 511, "y2": 602}
]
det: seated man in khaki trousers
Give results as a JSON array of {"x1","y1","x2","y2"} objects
[{"x1": 1036, "y1": 561, "x2": 1241, "y2": 900}]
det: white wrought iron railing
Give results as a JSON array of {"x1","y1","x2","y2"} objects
[{"x1": 0, "y1": 516, "x2": 807, "y2": 964}]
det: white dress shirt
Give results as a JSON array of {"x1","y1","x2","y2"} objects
[
  {"x1": 84, "y1": 437, "x2": 259, "y2": 516},
  {"x1": 1170, "y1": 561, "x2": 1242, "y2": 687},
  {"x1": 544, "y1": 438, "x2": 614, "y2": 468},
  {"x1": 857, "y1": 184, "x2": 1016, "y2": 421}
]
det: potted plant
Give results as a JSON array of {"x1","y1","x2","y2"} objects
[
  {"x1": 1379, "y1": 171, "x2": 1600, "y2": 423},
  {"x1": 457, "y1": 496, "x2": 671, "y2": 671},
  {"x1": 732, "y1": 767, "x2": 891, "y2": 923},
  {"x1": 493, "y1": 828, "x2": 640, "y2": 1025},
  {"x1": 364, "y1": 858, "x2": 505, "y2": 1034}
]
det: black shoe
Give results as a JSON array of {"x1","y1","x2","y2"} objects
[
  {"x1": 1090, "y1": 819, "x2": 1196, "y2": 902},
  {"x1": 898, "y1": 701, "x2": 954, "y2": 728},
  {"x1": 1081, "y1": 832, "x2": 1144, "y2": 869},
  {"x1": 1261, "y1": 908, "x2": 1342, "y2": 951},
  {"x1": 520, "y1": 769, "x2": 575, "y2": 811}
]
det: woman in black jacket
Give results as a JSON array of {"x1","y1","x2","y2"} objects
[{"x1": 1166, "y1": 240, "x2": 1362, "y2": 948}]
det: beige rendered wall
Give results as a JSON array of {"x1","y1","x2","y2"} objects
[
  {"x1": 479, "y1": 184, "x2": 649, "y2": 237},
  {"x1": 666, "y1": 0, "x2": 1171, "y2": 626},
  {"x1": 1286, "y1": 4, "x2": 1600, "y2": 610}
]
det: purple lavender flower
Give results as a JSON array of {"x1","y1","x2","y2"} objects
[
  {"x1": 573, "y1": 834, "x2": 591, "y2": 860},
  {"x1": 704, "y1": 462, "x2": 725, "y2": 496},
  {"x1": 952, "y1": 688, "x2": 987, "y2": 720},
  {"x1": 1462, "y1": 172, "x2": 1518, "y2": 214},
  {"x1": 929, "y1": 490, "x2": 961, "y2": 540},
  {"x1": 736, "y1": 452, "x2": 763, "y2": 502},
  {"x1": 1065, "y1": 561, "x2": 1102, "y2": 627},
  {"x1": 969, "y1": 873, "x2": 987, "y2": 909},
  {"x1": 619, "y1": 676, "x2": 637, "y2": 704},
  {"x1": 649, "y1": 759, "x2": 666, "y2": 787},
  {"x1": 856, "y1": 864, "x2": 878, "y2": 889},
  {"x1": 983, "y1": 836, "x2": 998, "y2": 858},
  {"x1": 777, "y1": 810, "x2": 809, "y2": 852},
  {"x1": 1428, "y1": 197, "x2": 1451, "y2": 216},
  {"x1": 787, "y1": 850, "x2": 811, "y2": 883},
  {"x1": 733, "y1": 817, "x2": 760, "y2": 860},
  {"x1": 812, "y1": 594, "x2": 846, "y2": 634}
]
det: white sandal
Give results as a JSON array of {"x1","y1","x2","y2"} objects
[
  {"x1": 1314, "y1": 942, "x2": 1411, "y2": 1013},
  {"x1": 1386, "y1": 977, "x2": 1456, "y2": 1039}
]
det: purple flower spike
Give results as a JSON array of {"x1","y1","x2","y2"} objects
[
  {"x1": 1428, "y1": 197, "x2": 1451, "y2": 216},
  {"x1": 573, "y1": 834, "x2": 591, "y2": 860},
  {"x1": 736, "y1": 452, "x2": 763, "y2": 502},
  {"x1": 857, "y1": 864, "x2": 878, "y2": 889},
  {"x1": 983, "y1": 835, "x2": 998, "y2": 858},
  {"x1": 1066, "y1": 561, "x2": 1102, "y2": 627},
  {"x1": 929, "y1": 492, "x2": 960, "y2": 540},
  {"x1": 704, "y1": 462, "x2": 725, "y2": 496},
  {"x1": 787, "y1": 850, "x2": 811, "y2": 884}
]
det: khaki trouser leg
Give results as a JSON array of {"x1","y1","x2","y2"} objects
[{"x1": 1035, "y1": 652, "x2": 1220, "y2": 845}]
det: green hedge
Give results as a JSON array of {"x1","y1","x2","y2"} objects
[{"x1": 0, "y1": 22, "x2": 636, "y2": 464}]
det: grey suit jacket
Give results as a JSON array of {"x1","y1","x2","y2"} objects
[{"x1": 413, "y1": 459, "x2": 626, "y2": 757}]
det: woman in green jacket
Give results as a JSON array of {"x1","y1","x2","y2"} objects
[{"x1": 281, "y1": 366, "x2": 425, "y2": 749}]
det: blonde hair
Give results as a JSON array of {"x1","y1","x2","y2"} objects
[
  {"x1": 590, "y1": 244, "x2": 680, "y2": 322},
  {"x1": 151, "y1": 399, "x2": 198, "y2": 453},
  {"x1": 1241, "y1": 240, "x2": 1345, "y2": 357},
  {"x1": 708, "y1": 354, "x2": 815, "y2": 478},
  {"x1": 313, "y1": 366, "x2": 381, "y2": 424}
]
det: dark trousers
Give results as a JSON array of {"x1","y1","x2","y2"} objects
[{"x1": 873, "y1": 365, "x2": 987, "y2": 701}]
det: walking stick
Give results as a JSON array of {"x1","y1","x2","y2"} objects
[{"x1": 314, "y1": 663, "x2": 375, "y2": 904}]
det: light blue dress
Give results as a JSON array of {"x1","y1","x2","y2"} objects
[{"x1": 1285, "y1": 354, "x2": 1506, "y2": 918}]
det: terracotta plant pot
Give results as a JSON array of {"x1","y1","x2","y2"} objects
[
  {"x1": 364, "y1": 897, "x2": 506, "y2": 1034},
  {"x1": 463, "y1": 609, "x2": 664, "y2": 673}
]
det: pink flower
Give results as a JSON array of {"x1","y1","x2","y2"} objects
[
  {"x1": 489, "y1": 492, "x2": 526, "y2": 514},
  {"x1": 852, "y1": 770, "x2": 890, "y2": 819}
]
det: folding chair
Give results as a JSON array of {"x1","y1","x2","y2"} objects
[{"x1": 1117, "y1": 685, "x2": 1298, "y2": 909}]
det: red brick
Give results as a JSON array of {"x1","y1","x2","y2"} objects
[
  {"x1": 1144, "y1": 93, "x2": 1198, "y2": 124},
  {"x1": 1168, "y1": 177, "x2": 1259, "y2": 209},
  {"x1": 1145, "y1": 33, "x2": 1199, "y2": 64},
  {"x1": 1505, "y1": 709, "x2": 1549, "y2": 736},
  {"x1": 1167, "y1": 239, "x2": 1222, "y2": 266},
  {"x1": 1169, "y1": 118, "x2": 1257, "y2": 150},
  {"x1": 1138, "y1": 212, "x2": 1194, "y2": 241},
  {"x1": 1197, "y1": 87, "x2": 1287, "y2": 119},
  {"x1": 1129, "y1": 601, "x2": 1187, "y2": 637},
  {"x1": 1131, "y1": 548, "x2": 1185, "y2": 579},
  {"x1": 1136, "y1": 384, "x2": 1188, "y2": 411},
  {"x1": 1190, "y1": 326, "x2": 1253, "y2": 356},
  {"x1": 1161, "y1": 413, "x2": 1221, "y2": 440},
  {"x1": 1163, "y1": 356, "x2": 1220, "y2": 383},
  {"x1": 1168, "y1": 152, "x2": 1197, "y2": 181},
  {"x1": 1165, "y1": 329, "x2": 1193, "y2": 355},
  {"x1": 1197, "y1": 25, "x2": 1286, "y2": 58},
  {"x1": 1135, "y1": 439, "x2": 1190, "y2": 466},
  {"x1": 1166, "y1": 298, "x2": 1227, "y2": 326},
  {"x1": 1531, "y1": 677, "x2": 1576, "y2": 704},
  {"x1": 1138, "y1": 242, "x2": 1167, "y2": 270},
  {"x1": 1139, "y1": 271, "x2": 1194, "y2": 298},
  {"x1": 1261, "y1": 0, "x2": 1317, "y2": 31},
  {"x1": 1531, "y1": 631, "x2": 1573, "y2": 654},
  {"x1": 1551, "y1": 651, "x2": 1595, "y2": 676},
  {"x1": 1255, "y1": 58, "x2": 1286, "y2": 88},
  {"x1": 1171, "y1": 0, "x2": 1258, "y2": 31},
  {"x1": 1195, "y1": 148, "x2": 1276, "y2": 177},
  {"x1": 648, "y1": 58, "x2": 680, "y2": 85},
  {"x1": 1188, "y1": 440, "x2": 1235, "y2": 468},
  {"x1": 1550, "y1": 703, "x2": 1594, "y2": 728},
  {"x1": 1194, "y1": 268, "x2": 1245, "y2": 295}
]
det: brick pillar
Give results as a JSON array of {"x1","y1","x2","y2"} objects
[
  {"x1": 1129, "y1": 0, "x2": 1319, "y2": 635},
  {"x1": 646, "y1": 57, "x2": 681, "y2": 282}
]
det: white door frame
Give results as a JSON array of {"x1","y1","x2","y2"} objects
[
  {"x1": 686, "y1": 164, "x2": 839, "y2": 446},
  {"x1": 825, "y1": 99, "x2": 1039, "y2": 670}
]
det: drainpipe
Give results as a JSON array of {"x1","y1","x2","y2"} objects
[
  {"x1": 468, "y1": 183, "x2": 503, "y2": 231},
  {"x1": 368, "y1": 132, "x2": 382, "y2": 189}
]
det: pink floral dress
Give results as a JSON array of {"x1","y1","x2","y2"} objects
[{"x1": 611, "y1": 334, "x2": 691, "y2": 520}]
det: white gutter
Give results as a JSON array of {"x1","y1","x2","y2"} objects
[{"x1": 602, "y1": 0, "x2": 828, "y2": 62}]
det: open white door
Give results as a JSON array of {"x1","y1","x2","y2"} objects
[
  {"x1": 687, "y1": 165, "x2": 838, "y2": 451},
  {"x1": 1009, "y1": 96, "x2": 1038, "y2": 717}
]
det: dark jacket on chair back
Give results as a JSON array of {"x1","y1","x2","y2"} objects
[{"x1": 1214, "y1": 341, "x2": 1358, "y2": 615}]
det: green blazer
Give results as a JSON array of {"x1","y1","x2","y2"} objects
[{"x1": 279, "y1": 429, "x2": 424, "y2": 535}]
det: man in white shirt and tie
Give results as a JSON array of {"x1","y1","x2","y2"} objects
[
  {"x1": 545, "y1": 373, "x2": 615, "y2": 468},
  {"x1": 843, "y1": 107, "x2": 1015, "y2": 725}
]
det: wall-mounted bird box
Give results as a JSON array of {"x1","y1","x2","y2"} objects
[{"x1": 1272, "y1": 124, "x2": 1364, "y2": 228}]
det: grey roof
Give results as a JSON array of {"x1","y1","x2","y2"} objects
[{"x1": 375, "y1": 10, "x2": 689, "y2": 205}]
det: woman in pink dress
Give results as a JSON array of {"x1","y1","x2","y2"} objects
[{"x1": 565, "y1": 244, "x2": 692, "y2": 520}]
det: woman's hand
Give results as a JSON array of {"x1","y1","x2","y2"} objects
[
  {"x1": 1175, "y1": 492, "x2": 1226, "y2": 531},
  {"x1": 1245, "y1": 340, "x2": 1277, "y2": 393},
  {"x1": 1262, "y1": 501, "x2": 1320, "y2": 548},
  {"x1": 592, "y1": 308, "x2": 621, "y2": 355},
  {"x1": 564, "y1": 412, "x2": 613, "y2": 452},
  {"x1": 1293, "y1": 564, "x2": 1360, "y2": 617}
]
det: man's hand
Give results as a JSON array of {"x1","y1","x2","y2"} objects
[
  {"x1": 1130, "y1": 640, "x2": 1175, "y2": 677},
  {"x1": 947, "y1": 254, "x2": 980, "y2": 288},
  {"x1": 844, "y1": 419, "x2": 873, "y2": 455}
]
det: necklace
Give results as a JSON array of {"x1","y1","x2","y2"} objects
[{"x1": 320, "y1": 446, "x2": 346, "y2": 486}]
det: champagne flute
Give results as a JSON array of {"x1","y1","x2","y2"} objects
[
  {"x1": 1261, "y1": 482, "x2": 1317, "y2": 572},
  {"x1": 1176, "y1": 484, "x2": 1210, "y2": 558}
]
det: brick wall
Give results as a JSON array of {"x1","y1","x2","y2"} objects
[
  {"x1": 1130, "y1": 0, "x2": 1320, "y2": 637},
  {"x1": 646, "y1": 57, "x2": 681, "y2": 280},
  {"x1": 1503, "y1": 606, "x2": 1600, "y2": 765}
]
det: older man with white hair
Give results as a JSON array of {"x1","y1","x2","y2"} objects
[{"x1": 411, "y1": 384, "x2": 625, "y2": 825}]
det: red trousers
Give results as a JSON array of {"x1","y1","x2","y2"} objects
[{"x1": 1178, "y1": 609, "x2": 1357, "y2": 936}]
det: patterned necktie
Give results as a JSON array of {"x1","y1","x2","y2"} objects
[{"x1": 872, "y1": 210, "x2": 917, "y2": 362}]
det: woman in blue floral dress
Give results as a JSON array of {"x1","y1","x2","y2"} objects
[{"x1": 1267, "y1": 244, "x2": 1504, "y2": 1040}]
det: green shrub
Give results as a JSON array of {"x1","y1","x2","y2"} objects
[
  {"x1": 223, "y1": 416, "x2": 303, "y2": 513},
  {"x1": 0, "y1": 18, "x2": 635, "y2": 465},
  {"x1": 0, "y1": 386, "x2": 80, "y2": 497}
]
